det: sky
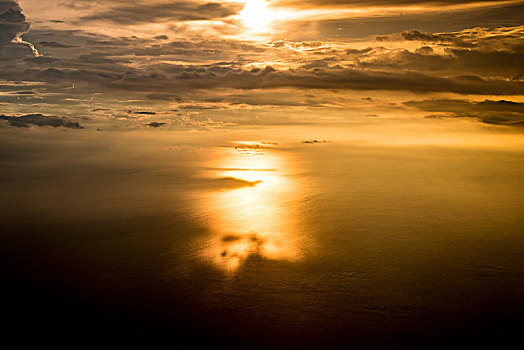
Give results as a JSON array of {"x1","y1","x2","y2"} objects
[{"x1": 0, "y1": 0, "x2": 522, "y2": 130}]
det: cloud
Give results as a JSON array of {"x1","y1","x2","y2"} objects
[
  {"x1": 357, "y1": 26, "x2": 524, "y2": 79},
  {"x1": 0, "y1": 25, "x2": 520, "y2": 103},
  {"x1": 133, "y1": 111, "x2": 157, "y2": 115},
  {"x1": 145, "y1": 122, "x2": 166, "y2": 127},
  {"x1": 37, "y1": 41, "x2": 77, "y2": 48},
  {"x1": 359, "y1": 48, "x2": 523, "y2": 79},
  {"x1": 0, "y1": 41, "x2": 33, "y2": 58},
  {"x1": 399, "y1": 29, "x2": 474, "y2": 47},
  {"x1": 146, "y1": 93, "x2": 181, "y2": 101},
  {"x1": 0, "y1": 0, "x2": 38, "y2": 58},
  {"x1": 80, "y1": 1, "x2": 243, "y2": 25},
  {"x1": 272, "y1": 0, "x2": 519, "y2": 9},
  {"x1": 406, "y1": 99, "x2": 524, "y2": 126},
  {"x1": 0, "y1": 113, "x2": 84, "y2": 128},
  {"x1": 0, "y1": 6, "x2": 521, "y2": 128},
  {"x1": 302, "y1": 140, "x2": 328, "y2": 144},
  {"x1": 111, "y1": 65, "x2": 523, "y2": 95},
  {"x1": 0, "y1": 1, "x2": 28, "y2": 45},
  {"x1": 281, "y1": 1, "x2": 524, "y2": 40}
]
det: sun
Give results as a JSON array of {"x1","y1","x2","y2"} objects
[{"x1": 240, "y1": 0, "x2": 273, "y2": 31}]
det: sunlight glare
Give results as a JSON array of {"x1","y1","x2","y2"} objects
[
  {"x1": 198, "y1": 142, "x2": 304, "y2": 274},
  {"x1": 240, "y1": 0, "x2": 273, "y2": 31}
]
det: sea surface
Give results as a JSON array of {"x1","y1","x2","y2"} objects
[{"x1": 1, "y1": 124, "x2": 523, "y2": 347}]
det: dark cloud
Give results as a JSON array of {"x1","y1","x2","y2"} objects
[
  {"x1": 178, "y1": 104, "x2": 221, "y2": 110},
  {"x1": 2, "y1": 53, "x2": 521, "y2": 97},
  {"x1": 133, "y1": 111, "x2": 157, "y2": 115},
  {"x1": 146, "y1": 93, "x2": 181, "y2": 101},
  {"x1": 0, "y1": 0, "x2": 38, "y2": 59},
  {"x1": 303, "y1": 140, "x2": 328, "y2": 144},
  {"x1": 477, "y1": 100, "x2": 524, "y2": 113},
  {"x1": 118, "y1": 66, "x2": 523, "y2": 95},
  {"x1": 216, "y1": 90, "x2": 334, "y2": 107},
  {"x1": 12, "y1": 90, "x2": 35, "y2": 95},
  {"x1": 288, "y1": 2, "x2": 524, "y2": 40},
  {"x1": 0, "y1": 41, "x2": 32, "y2": 58},
  {"x1": 145, "y1": 122, "x2": 166, "y2": 127},
  {"x1": 37, "y1": 41, "x2": 77, "y2": 48},
  {"x1": 131, "y1": 39, "x2": 263, "y2": 58},
  {"x1": 406, "y1": 99, "x2": 524, "y2": 126},
  {"x1": 81, "y1": 1, "x2": 243, "y2": 24},
  {"x1": 272, "y1": 0, "x2": 519, "y2": 9},
  {"x1": 359, "y1": 48, "x2": 523, "y2": 78},
  {"x1": 356, "y1": 26, "x2": 524, "y2": 79},
  {"x1": 406, "y1": 99, "x2": 524, "y2": 113},
  {"x1": 401, "y1": 30, "x2": 440, "y2": 41},
  {"x1": 399, "y1": 29, "x2": 474, "y2": 47},
  {"x1": 0, "y1": 113, "x2": 84, "y2": 128},
  {"x1": 0, "y1": 0, "x2": 28, "y2": 45}
]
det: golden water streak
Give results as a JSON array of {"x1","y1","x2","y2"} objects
[{"x1": 199, "y1": 143, "x2": 303, "y2": 273}]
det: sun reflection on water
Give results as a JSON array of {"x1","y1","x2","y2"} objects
[{"x1": 200, "y1": 142, "x2": 303, "y2": 273}]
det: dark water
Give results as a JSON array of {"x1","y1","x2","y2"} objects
[{"x1": 1, "y1": 128, "x2": 523, "y2": 347}]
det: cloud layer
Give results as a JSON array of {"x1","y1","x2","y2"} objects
[
  {"x1": 0, "y1": 113, "x2": 84, "y2": 128},
  {"x1": 0, "y1": 0, "x2": 33, "y2": 58},
  {"x1": 0, "y1": 0, "x2": 522, "y2": 129},
  {"x1": 80, "y1": 1, "x2": 243, "y2": 24}
]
